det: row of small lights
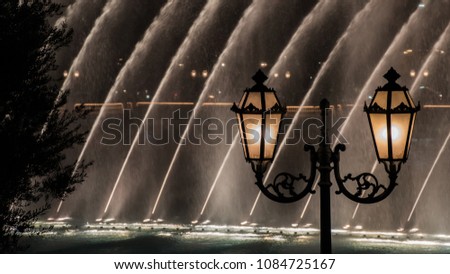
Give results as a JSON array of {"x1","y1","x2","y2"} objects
[
  {"x1": 190, "y1": 69, "x2": 209, "y2": 78},
  {"x1": 63, "y1": 70, "x2": 79, "y2": 78},
  {"x1": 183, "y1": 62, "x2": 292, "y2": 79},
  {"x1": 113, "y1": 89, "x2": 153, "y2": 99},
  {"x1": 260, "y1": 61, "x2": 292, "y2": 79},
  {"x1": 63, "y1": 67, "x2": 425, "y2": 80},
  {"x1": 174, "y1": 48, "x2": 442, "y2": 82},
  {"x1": 409, "y1": 69, "x2": 429, "y2": 78},
  {"x1": 403, "y1": 48, "x2": 445, "y2": 55},
  {"x1": 111, "y1": 89, "x2": 223, "y2": 100},
  {"x1": 402, "y1": 48, "x2": 446, "y2": 78},
  {"x1": 64, "y1": 68, "x2": 438, "y2": 101},
  {"x1": 177, "y1": 63, "x2": 211, "y2": 79},
  {"x1": 65, "y1": 58, "x2": 307, "y2": 81},
  {"x1": 65, "y1": 45, "x2": 445, "y2": 80}
]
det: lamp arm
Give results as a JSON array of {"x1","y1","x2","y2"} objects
[
  {"x1": 332, "y1": 144, "x2": 400, "y2": 204},
  {"x1": 253, "y1": 144, "x2": 317, "y2": 203}
]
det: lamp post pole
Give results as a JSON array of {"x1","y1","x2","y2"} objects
[{"x1": 317, "y1": 99, "x2": 332, "y2": 254}]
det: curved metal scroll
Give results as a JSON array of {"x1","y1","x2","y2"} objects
[
  {"x1": 332, "y1": 144, "x2": 400, "y2": 204},
  {"x1": 254, "y1": 144, "x2": 317, "y2": 203}
]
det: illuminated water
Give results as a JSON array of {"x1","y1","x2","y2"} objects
[
  {"x1": 24, "y1": 222, "x2": 450, "y2": 254},
  {"x1": 104, "y1": 0, "x2": 221, "y2": 216},
  {"x1": 49, "y1": 0, "x2": 450, "y2": 237}
]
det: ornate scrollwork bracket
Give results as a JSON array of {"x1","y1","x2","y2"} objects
[
  {"x1": 252, "y1": 144, "x2": 317, "y2": 203},
  {"x1": 332, "y1": 144, "x2": 401, "y2": 204}
]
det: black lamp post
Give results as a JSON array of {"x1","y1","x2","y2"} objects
[{"x1": 231, "y1": 68, "x2": 420, "y2": 254}]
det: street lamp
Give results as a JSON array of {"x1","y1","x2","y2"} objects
[{"x1": 231, "y1": 68, "x2": 420, "y2": 253}]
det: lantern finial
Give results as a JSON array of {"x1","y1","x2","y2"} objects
[
  {"x1": 383, "y1": 67, "x2": 400, "y2": 83},
  {"x1": 252, "y1": 69, "x2": 268, "y2": 84}
]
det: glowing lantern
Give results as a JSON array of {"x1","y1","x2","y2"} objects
[
  {"x1": 365, "y1": 67, "x2": 420, "y2": 163},
  {"x1": 231, "y1": 70, "x2": 286, "y2": 165}
]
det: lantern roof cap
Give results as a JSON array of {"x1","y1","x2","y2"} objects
[
  {"x1": 252, "y1": 69, "x2": 268, "y2": 84},
  {"x1": 247, "y1": 69, "x2": 271, "y2": 92},
  {"x1": 378, "y1": 67, "x2": 406, "y2": 91},
  {"x1": 383, "y1": 67, "x2": 400, "y2": 83}
]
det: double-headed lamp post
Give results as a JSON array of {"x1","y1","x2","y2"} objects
[{"x1": 231, "y1": 68, "x2": 420, "y2": 254}]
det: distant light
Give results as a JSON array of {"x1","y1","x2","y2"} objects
[
  {"x1": 439, "y1": 94, "x2": 443, "y2": 99},
  {"x1": 249, "y1": 223, "x2": 258, "y2": 227},
  {"x1": 419, "y1": 85, "x2": 425, "y2": 89},
  {"x1": 397, "y1": 227, "x2": 404, "y2": 232},
  {"x1": 303, "y1": 223, "x2": 312, "y2": 228},
  {"x1": 95, "y1": 218, "x2": 102, "y2": 222},
  {"x1": 440, "y1": 50, "x2": 445, "y2": 54},
  {"x1": 57, "y1": 217, "x2": 72, "y2": 222},
  {"x1": 309, "y1": 76, "x2": 313, "y2": 80},
  {"x1": 368, "y1": 95, "x2": 373, "y2": 99},
  {"x1": 104, "y1": 218, "x2": 115, "y2": 223},
  {"x1": 202, "y1": 70, "x2": 208, "y2": 78},
  {"x1": 409, "y1": 227, "x2": 419, "y2": 233},
  {"x1": 143, "y1": 219, "x2": 151, "y2": 223},
  {"x1": 156, "y1": 218, "x2": 164, "y2": 223},
  {"x1": 410, "y1": 69, "x2": 416, "y2": 77},
  {"x1": 191, "y1": 220, "x2": 198, "y2": 224},
  {"x1": 285, "y1": 71, "x2": 291, "y2": 79},
  {"x1": 74, "y1": 71, "x2": 80, "y2": 78},
  {"x1": 123, "y1": 89, "x2": 127, "y2": 93},
  {"x1": 403, "y1": 49, "x2": 413, "y2": 55},
  {"x1": 202, "y1": 220, "x2": 211, "y2": 225},
  {"x1": 221, "y1": 62, "x2": 226, "y2": 67},
  {"x1": 423, "y1": 70, "x2": 429, "y2": 77},
  {"x1": 146, "y1": 95, "x2": 150, "y2": 99},
  {"x1": 218, "y1": 90, "x2": 222, "y2": 94},
  {"x1": 260, "y1": 62, "x2": 268, "y2": 68},
  {"x1": 208, "y1": 94, "x2": 215, "y2": 99},
  {"x1": 191, "y1": 70, "x2": 197, "y2": 78},
  {"x1": 291, "y1": 223, "x2": 299, "y2": 227},
  {"x1": 47, "y1": 217, "x2": 55, "y2": 221},
  {"x1": 178, "y1": 63, "x2": 184, "y2": 67},
  {"x1": 354, "y1": 225, "x2": 363, "y2": 230},
  {"x1": 240, "y1": 221, "x2": 248, "y2": 226},
  {"x1": 63, "y1": 70, "x2": 68, "y2": 78},
  {"x1": 343, "y1": 224, "x2": 350, "y2": 230},
  {"x1": 274, "y1": 73, "x2": 279, "y2": 78},
  {"x1": 418, "y1": 2, "x2": 425, "y2": 8}
]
